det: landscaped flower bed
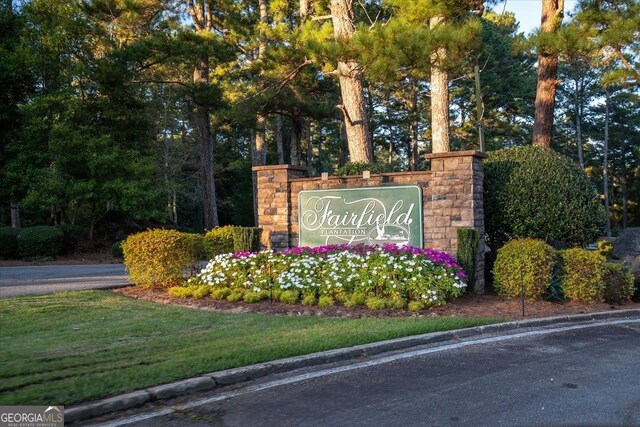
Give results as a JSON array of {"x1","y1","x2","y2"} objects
[{"x1": 171, "y1": 244, "x2": 467, "y2": 312}]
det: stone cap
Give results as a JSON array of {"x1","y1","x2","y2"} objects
[
  {"x1": 424, "y1": 150, "x2": 487, "y2": 160},
  {"x1": 252, "y1": 165, "x2": 310, "y2": 173}
]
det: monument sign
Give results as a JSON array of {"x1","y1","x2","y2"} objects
[{"x1": 298, "y1": 186, "x2": 423, "y2": 247}]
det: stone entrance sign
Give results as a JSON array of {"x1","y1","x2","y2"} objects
[{"x1": 298, "y1": 186, "x2": 423, "y2": 247}]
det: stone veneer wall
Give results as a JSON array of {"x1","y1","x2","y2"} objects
[{"x1": 253, "y1": 150, "x2": 486, "y2": 293}]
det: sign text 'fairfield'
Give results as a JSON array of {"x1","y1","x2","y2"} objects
[{"x1": 298, "y1": 186, "x2": 423, "y2": 247}]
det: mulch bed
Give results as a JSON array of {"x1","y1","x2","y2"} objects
[{"x1": 114, "y1": 286, "x2": 640, "y2": 320}]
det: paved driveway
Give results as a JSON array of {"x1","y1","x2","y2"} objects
[
  {"x1": 85, "y1": 319, "x2": 640, "y2": 427},
  {"x1": 0, "y1": 264, "x2": 129, "y2": 297}
]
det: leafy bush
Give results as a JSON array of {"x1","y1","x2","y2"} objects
[
  {"x1": 484, "y1": 146, "x2": 604, "y2": 249},
  {"x1": 227, "y1": 289, "x2": 245, "y2": 302},
  {"x1": 602, "y1": 262, "x2": 634, "y2": 304},
  {"x1": 456, "y1": 227, "x2": 480, "y2": 291},
  {"x1": 0, "y1": 227, "x2": 20, "y2": 258},
  {"x1": 211, "y1": 288, "x2": 231, "y2": 300},
  {"x1": 17, "y1": 226, "x2": 65, "y2": 259},
  {"x1": 55, "y1": 224, "x2": 84, "y2": 254},
  {"x1": 192, "y1": 285, "x2": 211, "y2": 299},
  {"x1": 203, "y1": 226, "x2": 235, "y2": 258},
  {"x1": 560, "y1": 249, "x2": 605, "y2": 303},
  {"x1": 334, "y1": 162, "x2": 388, "y2": 176},
  {"x1": 318, "y1": 295, "x2": 335, "y2": 307},
  {"x1": 232, "y1": 227, "x2": 262, "y2": 252},
  {"x1": 279, "y1": 290, "x2": 300, "y2": 304},
  {"x1": 408, "y1": 301, "x2": 424, "y2": 312},
  {"x1": 365, "y1": 297, "x2": 387, "y2": 310},
  {"x1": 597, "y1": 240, "x2": 614, "y2": 259},
  {"x1": 302, "y1": 294, "x2": 316, "y2": 306},
  {"x1": 493, "y1": 238, "x2": 556, "y2": 300},
  {"x1": 122, "y1": 229, "x2": 202, "y2": 288},
  {"x1": 168, "y1": 287, "x2": 192, "y2": 298}
]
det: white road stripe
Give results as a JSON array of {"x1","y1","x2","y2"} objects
[{"x1": 92, "y1": 318, "x2": 640, "y2": 427}]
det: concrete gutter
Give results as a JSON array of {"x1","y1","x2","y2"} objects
[{"x1": 65, "y1": 308, "x2": 640, "y2": 424}]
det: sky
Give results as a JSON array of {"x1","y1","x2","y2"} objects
[{"x1": 494, "y1": 0, "x2": 580, "y2": 34}]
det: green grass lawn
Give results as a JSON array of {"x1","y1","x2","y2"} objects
[{"x1": 0, "y1": 290, "x2": 505, "y2": 406}]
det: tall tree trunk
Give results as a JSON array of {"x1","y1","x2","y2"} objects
[
  {"x1": 276, "y1": 114, "x2": 285, "y2": 164},
  {"x1": 573, "y1": 78, "x2": 584, "y2": 169},
  {"x1": 329, "y1": 0, "x2": 373, "y2": 163},
  {"x1": 404, "y1": 92, "x2": 419, "y2": 171},
  {"x1": 430, "y1": 14, "x2": 450, "y2": 153},
  {"x1": 10, "y1": 193, "x2": 20, "y2": 228},
  {"x1": 622, "y1": 144, "x2": 628, "y2": 229},
  {"x1": 532, "y1": 0, "x2": 564, "y2": 147},
  {"x1": 474, "y1": 62, "x2": 485, "y2": 152},
  {"x1": 189, "y1": 0, "x2": 219, "y2": 230},
  {"x1": 603, "y1": 88, "x2": 611, "y2": 237}
]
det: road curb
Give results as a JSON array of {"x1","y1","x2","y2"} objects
[{"x1": 65, "y1": 308, "x2": 640, "y2": 424}]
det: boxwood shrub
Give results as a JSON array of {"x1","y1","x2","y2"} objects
[
  {"x1": 56, "y1": 224, "x2": 84, "y2": 254},
  {"x1": 493, "y1": 238, "x2": 556, "y2": 300},
  {"x1": 560, "y1": 249, "x2": 605, "y2": 303},
  {"x1": 602, "y1": 262, "x2": 634, "y2": 304},
  {"x1": 0, "y1": 227, "x2": 20, "y2": 258},
  {"x1": 484, "y1": 146, "x2": 604, "y2": 250},
  {"x1": 17, "y1": 226, "x2": 64, "y2": 258},
  {"x1": 203, "y1": 226, "x2": 235, "y2": 258},
  {"x1": 122, "y1": 229, "x2": 202, "y2": 288}
]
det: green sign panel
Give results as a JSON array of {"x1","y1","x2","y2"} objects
[{"x1": 298, "y1": 186, "x2": 423, "y2": 247}]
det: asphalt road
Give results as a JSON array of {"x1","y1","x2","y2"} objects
[
  {"x1": 0, "y1": 264, "x2": 129, "y2": 297},
  {"x1": 86, "y1": 319, "x2": 640, "y2": 427}
]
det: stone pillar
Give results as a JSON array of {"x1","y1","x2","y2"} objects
[
  {"x1": 424, "y1": 150, "x2": 486, "y2": 293},
  {"x1": 252, "y1": 165, "x2": 308, "y2": 249}
]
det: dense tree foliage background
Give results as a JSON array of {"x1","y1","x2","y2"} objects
[{"x1": 0, "y1": 0, "x2": 638, "y2": 237}]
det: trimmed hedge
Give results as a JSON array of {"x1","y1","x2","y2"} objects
[
  {"x1": 493, "y1": 238, "x2": 556, "y2": 300},
  {"x1": 203, "y1": 226, "x2": 235, "y2": 258},
  {"x1": 560, "y1": 249, "x2": 605, "y2": 303},
  {"x1": 484, "y1": 146, "x2": 604, "y2": 249},
  {"x1": 122, "y1": 229, "x2": 202, "y2": 288},
  {"x1": 232, "y1": 227, "x2": 262, "y2": 252},
  {"x1": 602, "y1": 262, "x2": 635, "y2": 304},
  {"x1": 0, "y1": 227, "x2": 20, "y2": 258},
  {"x1": 456, "y1": 227, "x2": 480, "y2": 292},
  {"x1": 334, "y1": 162, "x2": 388, "y2": 176},
  {"x1": 17, "y1": 226, "x2": 64, "y2": 258}
]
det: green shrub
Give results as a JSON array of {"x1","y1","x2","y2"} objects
[
  {"x1": 389, "y1": 298, "x2": 406, "y2": 310},
  {"x1": 111, "y1": 241, "x2": 124, "y2": 259},
  {"x1": 192, "y1": 285, "x2": 211, "y2": 299},
  {"x1": 203, "y1": 226, "x2": 235, "y2": 258},
  {"x1": 168, "y1": 286, "x2": 192, "y2": 298},
  {"x1": 493, "y1": 238, "x2": 556, "y2": 300},
  {"x1": 17, "y1": 226, "x2": 64, "y2": 258},
  {"x1": 232, "y1": 227, "x2": 262, "y2": 252},
  {"x1": 365, "y1": 297, "x2": 387, "y2": 310},
  {"x1": 597, "y1": 240, "x2": 614, "y2": 259},
  {"x1": 211, "y1": 288, "x2": 231, "y2": 300},
  {"x1": 602, "y1": 262, "x2": 634, "y2": 304},
  {"x1": 243, "y1": 291, "x2": 264, "y2": 303},
  {"x1": 408, "y1": 301, "x2": 425, "y2": 312},
  {"x1": 302, "y1": 294, "x2": 316, "y2": 306},
  {"x1": 334, "y1": 162, "x2": 388, "y2": 176},
  {"x1": 55, "y1": 224, "x2": 84, "y2": 254},
  {"x1": 122, "y1": 229, "x2": 202, "y2": 288},
  {"x1": 0, "y1": 227, "x2": 20, "y2": 258},
  {"x1": 484, "y1": 146, "x2": 604, "y2": 249},
  {"x1": 226, "y1": 289, "x2": 245, "y2": 302},
  {"x1": 344, "y1": 292, "x2": 367, "y2": 308},
  {"x1": 456, "y1": 227, "x2": 480, "y2": 291},
  {"x1": 318, "y1": 295, "x2": 334, "y2": 307},
  {"x1": 560, "y1": 249, "x2": 605, "y2": 303},
  {"x1": 279, "y1": 290, "x2": 299, "y2": 304}
]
